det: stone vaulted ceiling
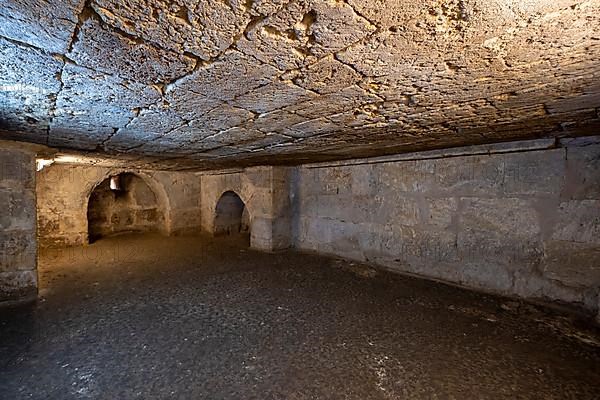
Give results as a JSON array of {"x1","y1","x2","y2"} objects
[{"x1": 0, "y1": 0, "x2": 599, "y2": 170}]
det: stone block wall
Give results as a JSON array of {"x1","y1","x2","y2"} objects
[
  {"x1": 87, "y1": 173, "x2": 165, "y2": 241},
  {"x1": 25, "y1": 138, "x2": 600, "y2": 322},
  {"x1": 37, "y1": 164, "x2": 202, "y2": 247},
  {"x1": 0, "y1": 143, "x2": 37, "y2": 303},
  {"x1": 292, "y1": 140, "x2": 600, "y2": 318},
  {"x1": 200, "y1": 166, "x2": 293, "y2": 251}
]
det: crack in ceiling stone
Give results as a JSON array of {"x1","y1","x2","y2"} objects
[{"x1": 1, "y1": 0, "x2": 599, "y2": 170}]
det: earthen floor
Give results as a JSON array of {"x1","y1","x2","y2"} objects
[{"x1": 1, "y1": 234, "x2": 599, "y2": 399}]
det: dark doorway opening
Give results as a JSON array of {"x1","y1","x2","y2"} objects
[{"x1": 214, "y1": 191, "x2": 249, "y2": 240}]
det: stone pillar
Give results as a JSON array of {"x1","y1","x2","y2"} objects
[
  {"x1": 200, "y1": 166, "x2": 294, "y2": 252},
  {"x1": 0, "y1": 144, "x2": 37, "y2": 304},
  {"x1": 247, "y1": 166, "x2": 294, "y2": 252}
]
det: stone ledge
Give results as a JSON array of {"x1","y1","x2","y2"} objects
[{"x1": 303, "y1": 138, "x2": 561, "y2": 169}]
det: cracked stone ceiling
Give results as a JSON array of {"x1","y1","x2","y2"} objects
[{"x1": 0, "y1": 0, "x2": 599, "y2": 170}]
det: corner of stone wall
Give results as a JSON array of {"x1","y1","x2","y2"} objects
[{"x1": 242, "y1": 166, "x2": 294, "y2": 252}]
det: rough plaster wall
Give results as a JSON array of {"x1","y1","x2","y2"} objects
[
  {"x1": 87, "y1": 173, "x2": 164, "y2": 241},
  {"x1": 293, "y1": 140, "x2": 600, "y2": 317},
  {"x1": 36, "y1": 164, "x2": 201, "y2": 247},
  {"x1": 0, "y1": 144, "x2": 37, "y2": 302},
  {"x1": 200, "y1": 166, "x2": 293, "y2": 251}
]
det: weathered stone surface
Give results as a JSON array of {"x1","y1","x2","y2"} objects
[
  {"x1": 0, "y1": 0, "x2": 598, "y2": 170},
  {"x1": 434, "y1": 155, "x2": 506, "y2": 196},
  {"x1": 231, "y1": 80, "x2": 316, "y2": 114},
  {"x1": 36, "y1": 164, "x2": 203, "y2": 247},
  {"x1": 166, "y1": 51, "x2": 278, "y2": 101},
  {"x1": 543, "y1": 240, "x2": 600, "y2": 289},
  {"x1": 27, "y1": 138, "x2": 600, "y2": 321},
  {"x1": 237, "y1": 0, "x2": 375, "y2": 70},
  {"x1": 87, "y1": 173, "x2": 165, "y2": 241},
  {"x1": 0, "y1": 143, "x2": 37, "y2": 303},
  {"x1": 0, "y1": 190, "x2": 36, "y2": 231},
  {"x1": 0, "y1": 37, "x2": 63, "y2": 142},
  {"x1": 68, "y1": 18, "x2": 196, "y2": 84},
  {"x1": 502, "y1": 150, "x2": 566, "y2": 197},
  {"x1": 551, "y1": 200, "x2": 600, "y2": 244},
  {"x1": 49, "y1": 63, "x2": 161, "y2": 150},
  {"x1": 375, "y1": 160, "x2": 436, "y2": 193},
  {"x1": 0, "y1": 147, "x2": 35, "y2": 189},
  {"x1": 292, "y1": 142, "x2": 600, "y2": 317},
  {"x1": 0, "y1": 231, "x2": 36, "y2": 272},
  {"x1": 426, "y1": 197, "x2": 458, "y2": 228},
  {"x1": 0, "y1": 0, "x2": 84, "y2": 53},
  {"x1": 105, "y1": 105, "x2": 187, "y2": 151},
  {"x1": 564, "y1": 144, "x2": 600, "y2": 200},
  {"x1": 92, "y1": 0, "x2": 250, "y2": 60},
  {"x1": 0, "y1": 270, "x2": 37, "y2": 302},
  {"x1": 293, "y1": 56, "x2": 361, "y2": 95},
  {"x1": 460, "y1": 198, "x2": 541, "y2": 238},
  {"x1": 200, "y1": 166, "x2": 294, "y2": 251},
  {"x1": 454, "y1": 261, "x2": 516, "y2": 293}
]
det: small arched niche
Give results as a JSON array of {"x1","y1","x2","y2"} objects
[
  {"x1": 87, "y1": 173, "x2": 165, "y2": 243},
  {"x1": 214, "y1": 191, "x2": 250, "y2": 239}
]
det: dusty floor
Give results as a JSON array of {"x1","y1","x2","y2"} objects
[{"x1": 1, "y1": 234, "x2": 599, "y2": 399}]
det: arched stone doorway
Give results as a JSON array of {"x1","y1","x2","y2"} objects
[
  {"x1": 214, "y1": 191, "x2": 250, "y2": 238},
  {"x1": 87, "y1": 172, "x2": 166, "y2": 243}
]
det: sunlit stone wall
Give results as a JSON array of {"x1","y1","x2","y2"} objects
[
  {"x1": 36, "y1": 164, "x2": 202, "y2": 247},
  {"x1": 200, "y1": 166, "x2": 294, "y2": 251}
]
